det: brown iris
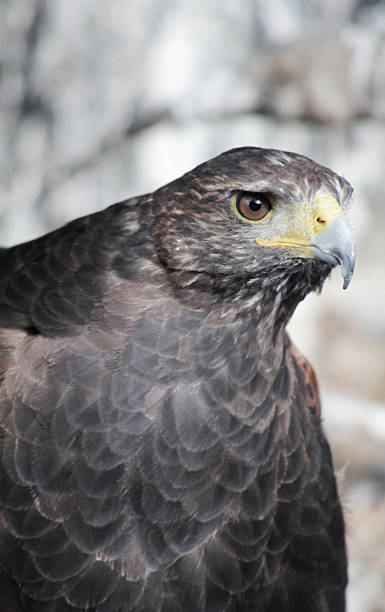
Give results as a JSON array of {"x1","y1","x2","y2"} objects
[{"x1": 235, "y1": 192, "x2": 273, "y2": 222}]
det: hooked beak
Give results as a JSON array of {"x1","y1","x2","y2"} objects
[{"x1": 312, "y1": 215, "x2": 356, "y2": 289}]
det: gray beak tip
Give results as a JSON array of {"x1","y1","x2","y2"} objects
[
  {"x1": 342, "y1": 276, "x2": 351, "y2": 291},
  {"x1": 342, "y1": 245, "x2": 356, "y2": 290},
  {"x1": 313, "y1": 216, "x2": 356, "y2": 290}
]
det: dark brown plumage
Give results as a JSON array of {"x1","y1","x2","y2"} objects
[{"x1": 0, "y1": 147, "x2": 354, "y2": 611}]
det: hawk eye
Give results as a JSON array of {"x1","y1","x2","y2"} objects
[{"x1": 234, "y1": 192, "x2": 273, "y2": 223}]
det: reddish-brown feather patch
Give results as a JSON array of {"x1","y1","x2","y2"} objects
[{"x1": 290, "y1": 342, "x2": 321, "y2": 418}]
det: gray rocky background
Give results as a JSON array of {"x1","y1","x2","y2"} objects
[{"x1": 1, "y1": 0, "x2": 384, "y2": 610}]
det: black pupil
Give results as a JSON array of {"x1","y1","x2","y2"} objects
[{"x1": 249, "y1": 199, "x2": 262, "y2": 211}]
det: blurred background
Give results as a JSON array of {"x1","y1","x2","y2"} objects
[{"x1": 1, "y1": 0, "x2": 384, "y2": 609}]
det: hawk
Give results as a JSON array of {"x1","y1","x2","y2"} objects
[{"x1": 0, "y1": 147, "x2": 355, "y2": 611}]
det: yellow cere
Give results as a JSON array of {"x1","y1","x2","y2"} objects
[{"x1": 312, "y1": 194, "x2": 345, "y2": 233}]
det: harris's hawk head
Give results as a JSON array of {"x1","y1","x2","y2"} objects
[{"x1": 151, "y1": 147, "x2": 355, "y2": 318}]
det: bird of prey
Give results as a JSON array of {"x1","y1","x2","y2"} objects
[{"x1": 0, "y1": 147, "x2": 355, "y2": 611}]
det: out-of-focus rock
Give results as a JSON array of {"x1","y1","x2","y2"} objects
[{"x1": 260, "y1": 37, "x2": 358, "y2": 121}]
